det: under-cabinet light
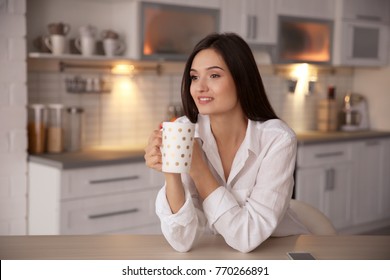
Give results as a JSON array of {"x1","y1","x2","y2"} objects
[{"x1": 111, "y1": 64, "x2": 135, "y2": 75}]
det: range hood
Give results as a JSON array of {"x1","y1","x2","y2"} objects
[{"x1": 276, "y1": 16, "x2": 333, "y2": 64}]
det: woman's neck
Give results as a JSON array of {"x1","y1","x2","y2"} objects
[{"x1": 209, "y1": 112, "x2": 248, "y2": 146}]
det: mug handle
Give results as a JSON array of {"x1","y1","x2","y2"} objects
[
  {"x1": 116, "y1": 40, "x2": 125, "y2": 55},
  {"x1": 63, "y1": 24, "x2": 71, "y2": 35},
  {"x1": 44, "y1": 36, "x2": 52, "y2": 51},
  {"x1": 74, "y1": 37, "x2": 81, "y2": 52}
]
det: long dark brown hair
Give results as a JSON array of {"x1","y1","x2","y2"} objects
[{"x1": 181, "y1": 32, "x2": 278, "y2": 123}]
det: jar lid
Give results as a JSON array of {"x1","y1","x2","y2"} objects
[
  {"x1": 67, "y1": 107, "x2": 84, "y2": 114},
  {"x1": 47, "y1": 103, "x2": 64, "y2": 109},
  {"x1": 28, "y1": 104, "x2": 45, "y2": 109}
]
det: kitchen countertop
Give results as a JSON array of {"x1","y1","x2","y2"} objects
[
  {"x1": 296, "y1": 130, "x2": 390, "y2": 145},
  {"x1": 28, "y1": 149, "x2": 145, "y2": 169},
  {"x1": 1, "y1": 234, "x2": 389, "y2": 260},
  {"x1": 28, "y1": 130, "x2": 390, "y2": 169}
]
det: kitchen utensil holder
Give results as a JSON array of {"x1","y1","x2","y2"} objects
[{"x1": 65, "y1": 75, "x2": 111, "y2": 94}]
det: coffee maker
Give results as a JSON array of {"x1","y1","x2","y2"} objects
[{"x1": 340, "y1": 93, "x2": 369, "y2": 131}]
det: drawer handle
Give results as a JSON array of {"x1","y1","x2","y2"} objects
[
  {"x1": 89, "y1": 175, "x2": 140, "y2": 185},
  {"x1": 88, "y1": 208, "x2": 139, "y2": 219},
  {"x1": 325, "y1": 168, "x2": 335, "y2": 191},
  {"x1": 315, "y1": 151, "x2": 344, "y2": 158}
]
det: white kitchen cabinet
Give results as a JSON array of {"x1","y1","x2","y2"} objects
[
  {"x1": 276, "y1": 0, "x2": 335, "y2": 20},
  {"x1": 381, "y1": 139, "x2": 390, "y2": 219},
  {"x1": 352, "y1": 138, "x2": 390, "y2": 223},
  {"x1": 295, "y1": 142, "x2": 353, "y2": 230},
  {"x1": 333, "y1": 0, "x2": 390, "y2": 66},
  {"x1": 28, "y1": 161, "x2": 164, "y2": 235},
  {"x1": 342, "y1": 0, "x2": 390, "y2": 22},
  {"x1": 220, "y1": 0, "x2": 277, "y2": 44},
  {"x1": 296, "y1": 136, "x2": 390, "y2": 233}
]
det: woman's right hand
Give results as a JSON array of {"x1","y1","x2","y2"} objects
[{"x1": 144, "y1": 129, "x2": 162, "y2": 172}]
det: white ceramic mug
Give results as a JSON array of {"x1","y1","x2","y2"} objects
[
  {"x1": 75, "y1": 36, "x2": 96, "y2": 56},
  {"x1": 161, "y1": 122, "x2": 195, "y2": 173},
  {"x1": 44, "y1": 34, "x2": 66, "y2": 55},
  {"x1": 103, "y1": 38, "x2": 125, "y2": 57}
]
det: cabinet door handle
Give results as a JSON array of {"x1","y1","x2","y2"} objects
[
  {"x1": 325, "y1": 168, "x2": 335, "y2": 191},
  {"x1": 252, "y1": 15, "x2": 257, "y2": 40},
  {"x1": 246, "y1": 15, "x2": 252, "y2": 39},
  {"x1": 89, "y1": 175, "x2": 140, "y2": 185},
  {"x1": 88, "y1": 208, "x2": 139, "y2": 219},
  {"x1": 315, "y1": 151, "x2": 344, "y2": 158}
]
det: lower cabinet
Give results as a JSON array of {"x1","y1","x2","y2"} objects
[
  {"x1": 295, "y1": 137, "x2": 390, "y2": 233},
  {"x1": 296, "y1": 142, "x2": 353, "y2": 230},
  {"x1": 28, "y1": 161, "x2": 164, "y2": 235},
  {"x1": 296, "y1": 163, "x2": 353, "y2": 230},
  {"x1": 352, "y1": 138, "x2": 390, "y2": 223},
  {"x1": 381, "y1": 139, "x2": 390, "y2": 219}
]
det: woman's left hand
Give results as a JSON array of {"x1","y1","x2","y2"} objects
[
  {"x1": 189, "y1": 140, "x2": 205, "y2": 177},
  {"x1": 190, "y1": 140, "x2": 219, "y2": 199}
]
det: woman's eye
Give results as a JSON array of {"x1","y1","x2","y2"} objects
[
  {"x1": 210, "y1": 74, "x2": 220, "y2": 78},
  {"x1": 190, "y1": 75, "x2": 198, "y2": 81}
]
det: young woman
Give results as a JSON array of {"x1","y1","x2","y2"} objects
[{"x1": 144, "y1": 33, "x2": 309, "y2": 253}]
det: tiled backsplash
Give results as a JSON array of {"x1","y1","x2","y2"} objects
[{"x1": 28, "y1": 67, "x2": 353, "y2": 150}]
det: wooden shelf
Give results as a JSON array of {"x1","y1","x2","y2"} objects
[{"x1": 27, "y1": 53, "x2": 184, "y2": 74}]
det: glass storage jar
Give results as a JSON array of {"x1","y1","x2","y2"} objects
[
  {"x1": 47, "y1": 104, "x2": 65, "y2": 153},
  {"x1": 66, "y1": 107, "x2": 84, "y2": 152},
  {"x1": 27, "y1": 104, "x2": 47, "y2": 154}
]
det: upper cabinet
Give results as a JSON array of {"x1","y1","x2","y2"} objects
[
  {"x1": 332, "y1": 0, "x2": 390, "y2": 66},
  {"x1": 220, "y1": 0, "x2": 277, "y2": 45},
  {"x1": 276, "y1": 0, "x2": 335, "y2": 20},
  {"x1": 342, "y1": 0, "x2": 389, "y2": 22}
]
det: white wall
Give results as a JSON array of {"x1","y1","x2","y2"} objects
[
  {"x1": 0, "y1": 0, "x2": 28, "y2": 234},
  {"x1": 353, "y1": 66, "x2": 390, "y2": 131}
]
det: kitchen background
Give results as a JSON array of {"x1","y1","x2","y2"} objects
[{"x1": 1, "y1": 0, "x2": 390, "y2": 235}]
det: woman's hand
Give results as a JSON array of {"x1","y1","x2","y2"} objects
[
  {"x1": 145, "y1": 128, "x2": 185, "y2": 213},
  {"x1": 189, "y1": 140, "x2": 206, "y2": 177},
  {"x1": 144, "y1": 129, "x2": 163, "y2": 172},
  {"x1": 190, "y1": 140, "x2": 220, "y2": 199}
]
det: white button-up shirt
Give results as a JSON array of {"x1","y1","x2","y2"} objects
[{"x1": 155, "y1": 115, "x2": 309, "y2": 253}]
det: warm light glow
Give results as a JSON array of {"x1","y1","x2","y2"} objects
[
  {"x1": 111, "y1": 64, "x2": 135, "y2": 75},
  {"x1": 288, "y1": 64, "x2": 310, "y2": 95},
  {"x1": 144, "y1": 42, "x2": 152, "y2": 55},
  {"x1": 287, "y1": 63, "x2": 319, "y2": 95},
  {"x1": 112, "y1": 77, "x2": 134, "y2": 97},
  {"x1": 291, "y1": 63, "x2": 309, "y2": 79}
]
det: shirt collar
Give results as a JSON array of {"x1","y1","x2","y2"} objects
[{"x1": 195, "y1": 114, "x2": 262, "y2": 157}]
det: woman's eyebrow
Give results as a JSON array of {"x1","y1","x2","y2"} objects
[{"x1": 190, "y1": 66, "x2": 225, "y2": 72}]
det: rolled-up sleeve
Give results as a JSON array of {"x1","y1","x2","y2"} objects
[{"x1": 155, "y1": 177, "x2": 208, "y2": 252}]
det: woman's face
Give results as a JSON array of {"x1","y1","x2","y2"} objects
[{"x1": 189, "y1": 48, "x2": 242, "y2": 118}]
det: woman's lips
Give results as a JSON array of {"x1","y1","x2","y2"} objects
[{"x1": 198, "y1": 96, "x2": 214, "y2": 105}]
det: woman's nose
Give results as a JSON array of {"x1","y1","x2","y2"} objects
[{"x1": 193, "y1": 77, "x2": 208, "y2": 92}]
